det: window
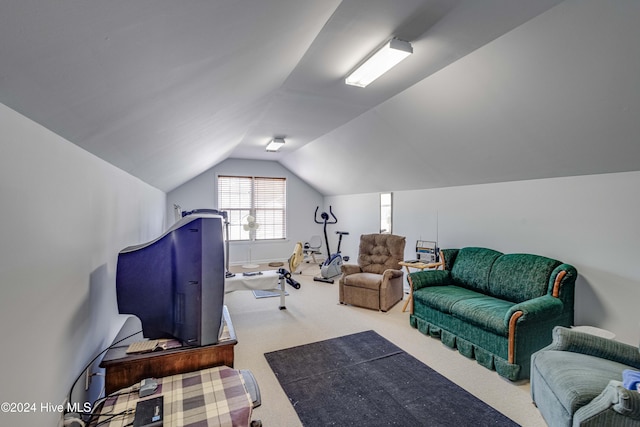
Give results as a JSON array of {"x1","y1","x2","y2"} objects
[
  {"x1": 380, "y1": 192, "x2": 393, "y2": 234},
  {"x1": 218, "y1": 175, "x2": 286, "y2": 241}
]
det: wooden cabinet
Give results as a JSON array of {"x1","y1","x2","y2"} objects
[{"x1": 101, "y1": 309, "x2": 237, "y2": 394}]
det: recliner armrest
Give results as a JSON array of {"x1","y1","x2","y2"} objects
[
  {"x1": 382, "y1": 269, "x2": 403, "y2": 281},
  {"x1": 377, "y1": 269, "x2": 404, "y2": 292},
  {"x1": 341, "y1": 264, "x2": 362, "y2": 276},
  {"x1": 545, "y1": 326, "x2": 640, "y2": 369}
]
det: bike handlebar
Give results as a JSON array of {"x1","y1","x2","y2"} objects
[{"x1": 314, "y1": 206, "x2": 337, "y2": 224}]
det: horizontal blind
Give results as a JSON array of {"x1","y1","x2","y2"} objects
[
  {"x1": 218, "y1": 175, "x2": 286, "y2": 241},
  {"x1": 218, "y1": 176, "x2": 252, "y2": 240},
  {"x1": 254, "y1": 177, "x2": 286, "y2": 240}
]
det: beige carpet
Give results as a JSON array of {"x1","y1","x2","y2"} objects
[{"x1": 224, "y1": 263, "x2": 546, "y2": 427}]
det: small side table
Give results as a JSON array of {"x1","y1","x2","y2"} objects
[{"x1": 399, "y1": 260, "x2": 443, "y2": 313}]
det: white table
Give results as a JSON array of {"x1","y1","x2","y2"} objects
[{"x1": 225, "y1": 270, "x2": 287, "y2": 309}]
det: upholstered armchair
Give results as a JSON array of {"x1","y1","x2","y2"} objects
[
  {"x1": 339, "y1": 234, "x2": 406, "y2": 311},
  {"x1": 531, "y1": 326, "x2": 640, "y2": 427}
]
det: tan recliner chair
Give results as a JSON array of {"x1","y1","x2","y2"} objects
[{"x1": 339, "y1": 234, "x2": 406, "y2": 311}]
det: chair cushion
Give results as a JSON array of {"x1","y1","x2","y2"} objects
[
  {"x1": 413, "y1": 286, "x2": 484, "y2": 314},
  {"x1": 532, "y1": 350, "x2": 629, "y2": 416},
  {"x1": 450, "y1": 295, "x2": 514, "y2": 335},
  {"x1": 358, "y1": 234, "x2": 405, "y2": 275},
  {"x1": 342, "y1": 272, "x2": 382, "y2": 291}
]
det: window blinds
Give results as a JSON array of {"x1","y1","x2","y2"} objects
[{"x1": 218, "y1": 175, "x2": 286, "y2": 241}]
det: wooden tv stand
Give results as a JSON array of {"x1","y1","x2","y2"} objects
[{"x1": 100, "y1": 308, "x2": 237, "y2": 395}]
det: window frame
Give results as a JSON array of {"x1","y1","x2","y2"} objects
[{"x1": 380, "y1": 192, "x2": 393, "y2": 234}]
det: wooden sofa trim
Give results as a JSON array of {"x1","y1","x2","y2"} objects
[
  {"x1": 407, "y1": 275, "x2": 414, "y2": 314},
  {"x1": 508, "y1": 311, "x2": 524, "y2": 363},
  {"x1": 552, "y1": 270, "x2": 567, "y2": 298}
]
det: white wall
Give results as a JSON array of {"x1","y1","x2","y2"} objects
[
  {"x1": 167, "y1": 158, "x2": 324, "y2": 265},
  {"x1": 0, "y1": 103, "x2": 166, "y2": 426},
  {"x1": 326, "y1": 171, "x2": 640, "y2": 345}
]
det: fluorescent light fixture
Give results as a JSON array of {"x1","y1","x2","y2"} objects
[
  {"x1": 266, "y1": 138, "x2": 285, "y2": 152},
  {"x1": 345, "y1": 38, "x2": 413, "y2": 88}
]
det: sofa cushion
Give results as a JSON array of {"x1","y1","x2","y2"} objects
[
  {"x1": 489, "y1": 254, "x2": 561, "y2": 303},
  {"x1": 450, "y1": 296, "x2": 515, "y2": 335},
  {"x1": 342, "y1": 272, "x2": 382, "y2": 290},
  {"x1": 450, "y1": 247, "x2": 502, "y2": 294},
  {"x1": 413, "y1": 286, "x2": 483, "y2": 314},
  {"x1": 532, "y1": 350, "x2": 629, "y2": 416}
]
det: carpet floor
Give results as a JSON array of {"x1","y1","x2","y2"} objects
[{"x1": 265, "y1": 330, "x2": 520, "y2": 426}]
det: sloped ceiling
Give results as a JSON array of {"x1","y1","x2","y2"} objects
[{"x1": 1, "y1": 0, "x2": 639, "y2": 195}]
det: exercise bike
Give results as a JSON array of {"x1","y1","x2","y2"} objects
[{"x1": 312, "y1": 206, "x2": 349, "y2": 284}]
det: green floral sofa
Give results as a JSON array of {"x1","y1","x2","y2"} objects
[{"x1": 409, "y1": 247, "x2": 577, "y2": 380}]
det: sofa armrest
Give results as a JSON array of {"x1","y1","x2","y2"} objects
[
  {"x1": 409, "y1": 270, "x2": 452, "y2": 291},
  {"x1": 505, "y1": 295, "x2": 564, "y2": 326},
  {"x1": 544, "y1": 326, "x2": 640, "y2": 369},
  {"x1": 341, "y1": 264, "x2": 362, "y2": 276},
  {"x1": 547, "y1": 263, "x2": 577, "y2": 298},
  {"x1": 574, "y1": 380, "x2": 640, "y2": 424}
]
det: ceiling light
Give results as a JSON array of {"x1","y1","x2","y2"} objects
[
  {"x1": 345, "y1": 38, "x2": 413, "y2": 88},
  {"x1": 266, "y1": 138, "x2": 285, "y2": 152}
]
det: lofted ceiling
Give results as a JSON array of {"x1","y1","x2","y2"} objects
[{"x1": 1, "y1": 0, "x2": 639, "y2": 195}]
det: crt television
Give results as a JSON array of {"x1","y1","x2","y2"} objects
[{"x1": 115, "y1": 213, "x2": 225, "y2": 346}]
